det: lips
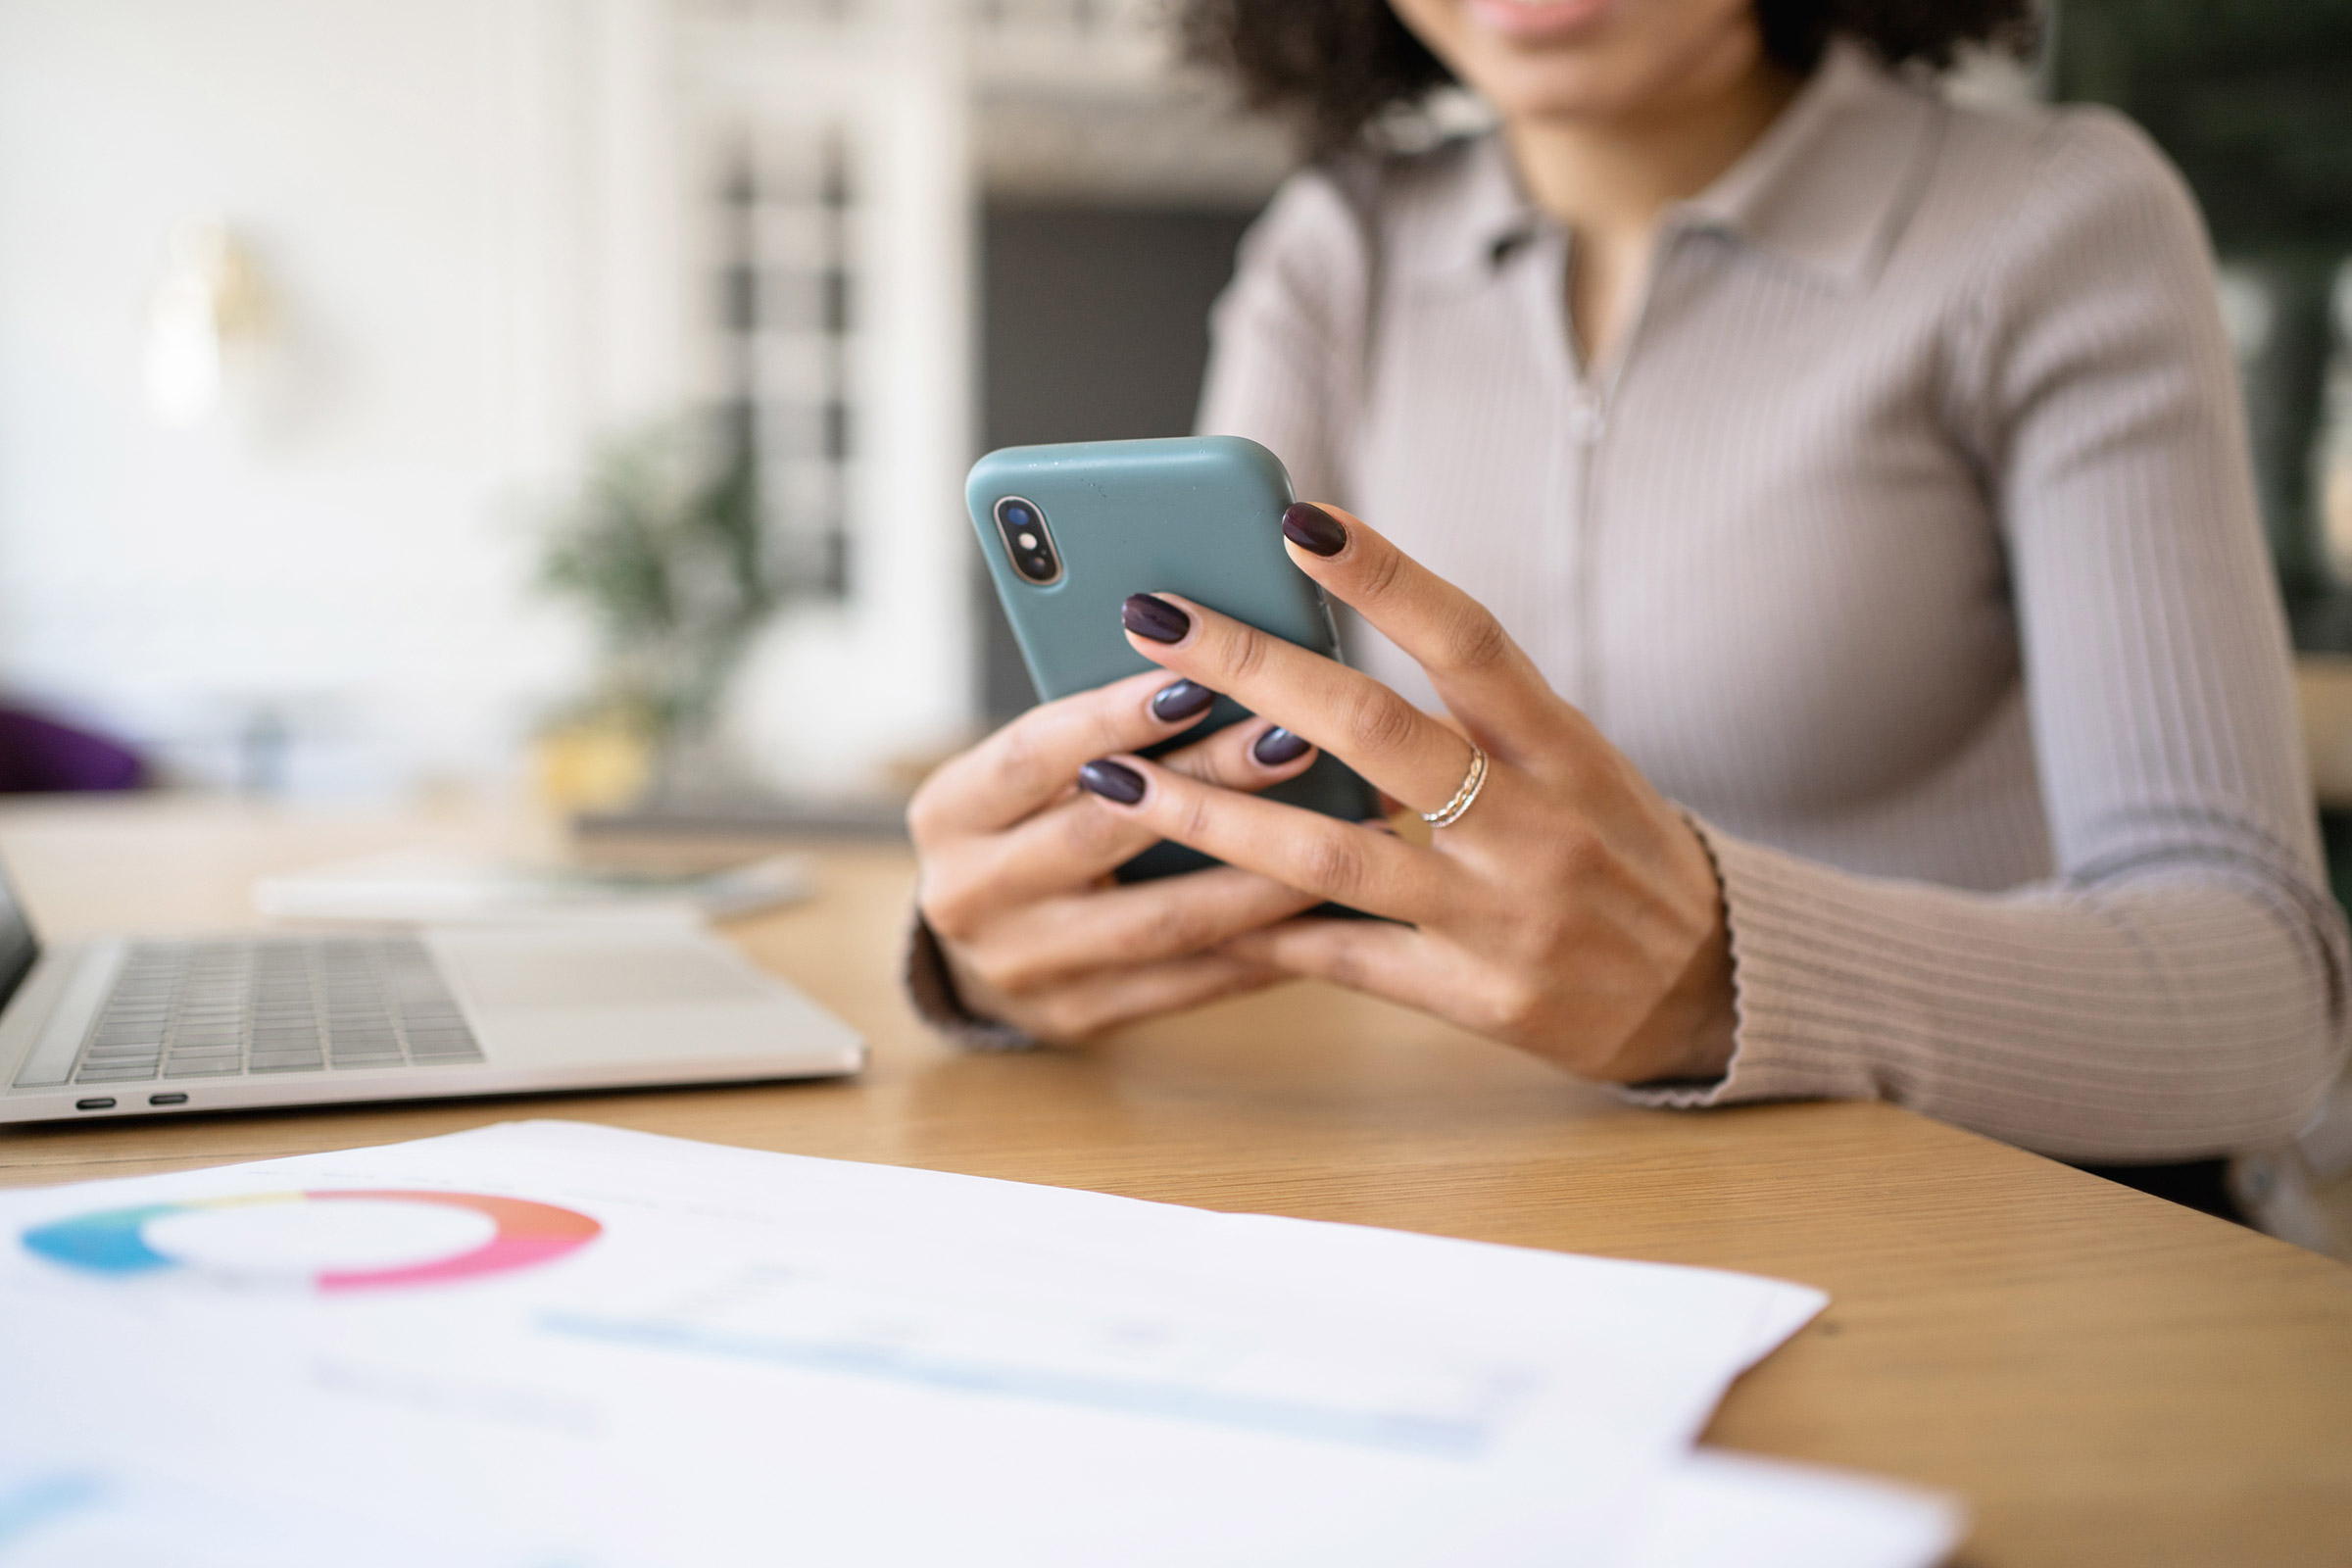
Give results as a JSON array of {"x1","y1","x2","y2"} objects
[{"x1": 1462, "y1": 0, "x2": 1617, "y2": 41}]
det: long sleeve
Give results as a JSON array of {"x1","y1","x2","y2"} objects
[
  {"x1": 1642, "y1": 114, "x2": 2349, "y2": 1160},
  {"x1": 1196, "y1": 167, "x2": 1370, "y2": 508}
]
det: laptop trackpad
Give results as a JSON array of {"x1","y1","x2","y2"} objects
[
  {"x1": 426, "y1": 930, "x2": 809, "y2": 1069},
  {"x1": 443, "y1": 940, "x2": 772, "y2": 1011}
]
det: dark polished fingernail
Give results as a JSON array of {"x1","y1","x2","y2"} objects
[
  {"x1": 1281, "y1": 503, "x2": 1348, "y2": 558},
  {"x1": 1151, "y1": 679, "x2": 1217, "y2": 723},
  {"x1": 1121, "y1": 593, "x2": 1191, "y2": 644},
  {"x1": 1077, "y1": 759, "x2": 1147, "y2": 805},
  {"x1": 1251, "y1": 726, "x2": 1312, "y2": 766}
]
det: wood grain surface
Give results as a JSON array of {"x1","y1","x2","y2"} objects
[{"x1": 2, "y1": 796, "x2": 2348, "y2": 1566}]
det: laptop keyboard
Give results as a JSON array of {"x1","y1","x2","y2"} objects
[{"x1": 71, "y1": 937, "x2": 484, "y2": 1085}]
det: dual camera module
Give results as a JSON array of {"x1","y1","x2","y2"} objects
[{"x1": 994, "y1": 496, "x2": 1062, "y2": 585}]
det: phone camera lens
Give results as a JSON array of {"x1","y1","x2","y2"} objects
[{"x1": 994, "y1": 496, "x2": 1060, "y2": 585}]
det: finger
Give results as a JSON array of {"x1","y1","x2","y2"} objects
[
  {"x1": 1026, "y1": 952, "x2": 1285, "y2": 1044},
  {"x1": 1276, "y1": 503, "x2": 1582, "y2": 763},
  {"x1": 908, "y1": 670, "x2": 1222, "y2": 842},
  {"x1": 1221, "y1": 916, "x2": 1462, "y2": 1018},
  {"x1": 1157, "y1": 713, "x2": 1320, "y2": 788},
  {"x1": 1075, "y1": 752, "x2": 1453, "y2": 923},
  {"x1": 922, "y1": 715, "x2": 1323, "y2": 927},
  {"x1": 980, "y1": 715, "x2": 1323, "y2": 899},
  {"x1": 960, "y1": 866, "x2": 1319, "y2": 995},
  {"x1": 1119, "y1": 590, "x2": 1480, "y2": 817}
]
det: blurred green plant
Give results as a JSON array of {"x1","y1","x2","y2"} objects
[{"x1": 538, "y1": 425, "x2": 778, "y2": 753}]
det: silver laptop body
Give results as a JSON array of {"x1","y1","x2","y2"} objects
[{"x1": 0, "y1": 859, "x2": 863, "y2": 1125}]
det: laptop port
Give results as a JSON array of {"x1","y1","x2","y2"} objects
[
  {"x1": 148, "y1": 1093, "x2": 189, "y2": 1106},
  {"x1": 74, "y1": 1097, "x2": 116, "y2": 1111}
]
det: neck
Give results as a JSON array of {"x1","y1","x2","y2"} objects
[{"x1": 1504, "y1": 51, "x2": 1802, "y2": 243}]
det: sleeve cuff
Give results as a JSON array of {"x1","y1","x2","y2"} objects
[
  {"x1": 904, "y1": 912, "x2": 1039, "y2": 1052},
  {"x1": 1617, "y1": 817, "x2": 1885, "y2": 1111}
]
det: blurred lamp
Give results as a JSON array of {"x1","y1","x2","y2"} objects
[{"x1": 144, "y1": 219, "x2": 271, "y2": 427}]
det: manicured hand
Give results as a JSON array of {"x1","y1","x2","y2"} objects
[
  {"x1": 1073, "y1": 504, "x2": 1738, "y2": 1085},
  {"x1": 908, "y1": 670, "x2": 1329, "y2": 1041}
]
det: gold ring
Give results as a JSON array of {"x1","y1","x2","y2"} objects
[{"x1": 1422, "y1": 744, "x2": 1488, "y2": 830}]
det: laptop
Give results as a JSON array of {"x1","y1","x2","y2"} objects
[{"x1": 0, "y1": 857, "x2": 863, "y2": 1125}]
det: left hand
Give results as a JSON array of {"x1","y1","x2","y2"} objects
[{"x1": 1073, "y1": 503, "x2": 1738, "y2": 1086}]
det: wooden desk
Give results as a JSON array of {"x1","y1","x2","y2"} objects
[{"x1": 2, "y1": 796, "x2": 2348, "y2": 1566}]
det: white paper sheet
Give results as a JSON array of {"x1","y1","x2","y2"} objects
[
  {"x1": 0, "y1": 1447, "x2": 551, "y2": 1568},
  {"x1": 0, "y1": 1120, "x2": 1852, "y2": 1565},
  {"x1": 1615, "y1": 1452, "x2": 1965, "y2": 1568}
]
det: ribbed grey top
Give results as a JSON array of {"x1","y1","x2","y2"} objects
[{"x1": 1196, "y1": 41, "x2": 2349, "y2": 1161}]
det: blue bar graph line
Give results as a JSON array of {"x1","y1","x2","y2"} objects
[
  {"x1": 537, "y1": 1312, "x2": 1504, "y2": 1459},
  {"x1": 0, "y1": 1473, "x2": 104, "y2": 1550}
]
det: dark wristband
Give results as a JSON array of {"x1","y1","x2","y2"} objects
[{"x1": 904, "y1": 912, "x2": 1037, "y2": 1052}]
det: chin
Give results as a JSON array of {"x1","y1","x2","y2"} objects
[
  {"x1": 1400, "y1": 0, "x2": 1764, "y2": 126},
  {"x1": 1484, "y1": 62, "x2": 1650, "y2": 121},
  {"x1": 1458, "y1": 49, "x2": 1661, "y2": 124},
  {"x1": 1428, "y1": 0, "x2": 1664, "y2": 120}
]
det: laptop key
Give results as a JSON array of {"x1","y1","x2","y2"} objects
[{"x1": 80, "y1": 934, "x2": 478, "y2": 1089}]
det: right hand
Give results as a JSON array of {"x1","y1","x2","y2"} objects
[{"x1": 908, "y1": 670, "x2": 1330, "y2": 1043}]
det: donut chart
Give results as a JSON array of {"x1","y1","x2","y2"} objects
[{"x1": 21, "y1": 1190, "x2": 601, "y2": 1292}]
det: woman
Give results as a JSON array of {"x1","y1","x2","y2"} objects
[{"x1": 906, "y1": 0, "x2": 2349, "y2": 1170}]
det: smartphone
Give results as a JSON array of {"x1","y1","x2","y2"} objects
[{"x1": 966, "y1": 435, "x2": 1381, "y2": 883}]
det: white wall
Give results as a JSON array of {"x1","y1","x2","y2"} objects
[{"x1": 0, "y1": 0, "x2": 975, "y2": 801}]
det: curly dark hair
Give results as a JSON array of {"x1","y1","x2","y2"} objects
[{"x1": 1178, "y1": 0, "x2": 2039, "y2": 154}]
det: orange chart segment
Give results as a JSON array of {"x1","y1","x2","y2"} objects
[{"x1": 310, "y1": 1190, "x2": 602, "y2": 1292}]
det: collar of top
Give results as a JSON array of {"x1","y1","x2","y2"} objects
[{"x1": 1423, "y1": 35, "x2": 1943, "y2": 292}]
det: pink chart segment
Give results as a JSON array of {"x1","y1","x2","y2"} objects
[{"x1": 20, "y1": 1189, "x2": 601, "y2": 1291}]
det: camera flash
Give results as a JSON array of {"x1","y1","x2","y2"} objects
[{"x1": 993, "y1": 494, "x2": 1058, "y2": 583}]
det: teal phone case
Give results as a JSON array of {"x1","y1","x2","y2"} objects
[{"x1": 966, "y1": 436, "x2": 1381, "y2": 882}]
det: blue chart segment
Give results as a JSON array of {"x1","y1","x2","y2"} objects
[
  {"x1": 539, "y1": 1298, "x2": 1531, "y2": 1460},
  {"x1": 20, "y1": 1205, "x2": 184, "y2": 1274}
]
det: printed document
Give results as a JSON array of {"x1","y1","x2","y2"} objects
[{"x1": 0, "y1": 1121, "x2": 1951, "y2": 1565}]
